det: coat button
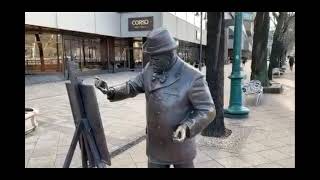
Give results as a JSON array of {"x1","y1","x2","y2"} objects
[
  {"x1": 157, "y1": 126, "x2": 160, "y2": 129},
  {"x1": 159, "y1": 141, "x2": 163, "y2": 145}
]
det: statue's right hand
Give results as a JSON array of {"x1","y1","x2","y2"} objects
[
  {"x1": 94, "y1": 77, "x2": 115, "y2": 99},
  {"x1": 94, "y1": 77, "x2": 108, "y2": 93},
  {"x1": 94, "y1": 77, "x2": 107, "y2": 89}
]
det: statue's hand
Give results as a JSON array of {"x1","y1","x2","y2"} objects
[
  {"x1": 94, "y1": 77, "x2": 108, "y2": 90},
  {"x1": 173, "y1": 124, "x2": 188, "y2": 143},
  {"x1": 94, "y1": 77, "x2": 115, "y2": 100}
]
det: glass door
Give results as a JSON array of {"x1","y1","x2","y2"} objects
[
  {"x1": 133, "y1": 40, "x2": 143, "y2": 69},
  {"x1": 63, "y1": 37, "x2": 83, "y2": 72}
]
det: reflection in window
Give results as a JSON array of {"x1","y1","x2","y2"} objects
[
  {"x1": 177, "y1": 40, "x2": 201, "y2": 65},
  {"x1": 83, "y1": 39, "x2": 101, "y2": 68},
  {"x1": 114, "y1": 39, "x2": 129, "y2": 69},
  {"x1": 133, "y1": 41, "x2": 143, "y2": 68},
  {"x1": 62, "y1": 36, "x2": 101, "y2": 71},
  {"x1": 25, "y1": 32, "x2": 62, "y2": 74}
]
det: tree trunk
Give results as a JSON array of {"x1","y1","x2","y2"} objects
[
  {"x1": 201, "y1": 12, "x2": 231, "y2": 138},
  {"x1": 129, "y1": 39, "x2": 135, "y2": 69},
  {"x1": 268, "y1": 12, "x2": 287, "y2": 80},
  {"x1": 82, "y1": 39, "x2": 86, "y2": 69},
  {"x1": 250, "y1": 12, "x2": 270, "y2": 87},
  {"x1": 35, "y1": 34, "x2": 45, "y2": 72}
]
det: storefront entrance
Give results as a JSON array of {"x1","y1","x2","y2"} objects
[{"x1": 113, "y1": 38, "x2": 143, "y2": 71}]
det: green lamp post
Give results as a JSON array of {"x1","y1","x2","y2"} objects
[{"x1": 224, "y1": 12, "x2": 250, "y2": 119}]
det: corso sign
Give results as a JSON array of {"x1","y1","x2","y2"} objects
[
  {"x1": 132, "y1": 19, "x2": 149, "y2": 25},
  {"x1": 128, "y1": 17, "x2": 153, "y2": 31}
]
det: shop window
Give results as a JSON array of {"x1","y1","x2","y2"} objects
[
  {"x1": 114, "y1": 39, "x2": 129, "y2": 69},
  {"x1": 63, "y1": 36, "x2": 102, "y2": 71},
  {"x1": 25, "y1": 32, "x2": 62, "y2": 74}
]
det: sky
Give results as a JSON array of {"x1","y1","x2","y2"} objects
[{"x1": 269, "y1": 12, "x2": 276, "y2": 31}]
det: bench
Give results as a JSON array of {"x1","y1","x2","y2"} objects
[
  {"x1": 242, "y1": 80, "x2": 263, "y2": 106},
  {"x1": 272, "y1": 68, "x2": 285, "y2": 78}
]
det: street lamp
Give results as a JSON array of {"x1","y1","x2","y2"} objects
[{"x1": 224, "y1": 12, "x2": 250, "y2": 119}]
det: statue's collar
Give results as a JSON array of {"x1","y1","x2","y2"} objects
[{"x1": 149, "y1": 58, "x2": 184, "y2": 93}]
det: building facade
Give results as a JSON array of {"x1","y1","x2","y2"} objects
[{"x1": 25, "y1": 12, "x2": 207, "y2": 77}]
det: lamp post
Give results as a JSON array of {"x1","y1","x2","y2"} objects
[{"x1": 224, "y1": 12, "x2": 250, "y2": 119}]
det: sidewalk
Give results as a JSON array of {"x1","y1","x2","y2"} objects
[
  {"x1": 25, "y1": 61, "x2": 294, "y2": 168},
  {"x1": 25, "y1": 71, "x2": 146, "y2": 168}
]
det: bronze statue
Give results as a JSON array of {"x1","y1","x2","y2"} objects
[{"x1": 95, "y1": 28, "x2": 216, "y2": 168}]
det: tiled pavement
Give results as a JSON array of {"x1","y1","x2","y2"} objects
[{"x1": 25, "y1": 62, "x2": 295, "y2": 168}]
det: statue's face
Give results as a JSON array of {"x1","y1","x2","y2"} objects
[{"x1": 150, "y1": 51, "x2": 175, "y2": 73}]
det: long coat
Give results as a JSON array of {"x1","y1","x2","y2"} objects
[{"x1": 109, "y1": 57, "x2": 215, "y2": 164}]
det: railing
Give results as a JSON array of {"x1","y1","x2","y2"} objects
[{"x1": 25, "y1": 59, "x2": 63, "y2": 73}]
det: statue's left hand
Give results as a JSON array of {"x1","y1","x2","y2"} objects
[{"x1": 172, "y1": 124, "x2": 187, "y2": 143}]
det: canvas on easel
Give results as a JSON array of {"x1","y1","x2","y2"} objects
[{"x1": 63, "y1": 60, "x2": 111, "y2": 168}]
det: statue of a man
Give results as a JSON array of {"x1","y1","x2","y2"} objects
[{"x1": 95, "y1": 28, "x2": 216, "y2": 168}]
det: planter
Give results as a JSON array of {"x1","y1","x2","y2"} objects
[
  {"x1": 263, "y1": 82, "x2": 283, "y2": 94},
  {"x1": 25, "y1": 108, "x2": 39, "y2": 135}
]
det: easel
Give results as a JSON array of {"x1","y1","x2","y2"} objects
[{"x1": 63, "y1": 61, "x2": 111, "y2": 168}]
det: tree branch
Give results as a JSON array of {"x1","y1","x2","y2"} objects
[
  {"x1": 287, "y1": 15, "x2": 295, "y2": 24},
  {"x1": 281, "y1": 16, "x2": 295, "y2": 36},
  {"x1": 272, "y1": 12, "x2": 279, "y2": 21}
]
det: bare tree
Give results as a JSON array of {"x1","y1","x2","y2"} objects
[
  {"x1": 201, "y1": 12, "x2": 231, "y2": 138},
  {"x1": 35, "y1": 34, "x2": 45, "y2": 72},
  {"x1": 251, "y1": 12, "x2": 270, "y2": 87},
  {"x1": 268, "y1": 12, "x2": 295, "y2": 80}
]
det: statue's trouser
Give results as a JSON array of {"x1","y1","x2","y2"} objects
[{"x1": 148, "y1": 159, "x2": 194, "y2": 168}]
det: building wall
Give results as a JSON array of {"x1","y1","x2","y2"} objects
[
  {"x1": 25, "y1": 12, "x2": 121, "y2": 37},
  {"x1": 162, "y1": 12, "x2": 177, "y2": 37},
  {"x1": 25, "y1": 12, "x2": 207, "y2": 45},
  {"x1": 25, "y1": 12, "x2": 57, "y2": 29},
  {"x1": 57, "y1": 12, "x2": 96, "y2": 33},
  {"x1": 228, "y1": 27, "x2": 247, "y2": 50},
  {"x1": 225, "y1": 12, "x2": 254, "y2": 54},
  {"x1": 94, "y1": 12, "x2": 121, "y2": 37},
  {"x1": 162, "y1": 12, "x2": 207, "y2": 45}
]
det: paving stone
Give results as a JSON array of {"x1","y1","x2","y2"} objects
[
  {"x1": 254, "y1": 163, "x2": 284, "y2": 168},
  {"x1": 257, "y1": 149, "x2": 291, "y2": 162},
  {"x1": 195, "y1": 160, "x2": 224, "y2": 168},
  {"x1": 237, "y1": 153, "x2": 271, "y2": 166},
  {"x1": 274, "y1": 145, "x2": 295, "y2": 157},
  {"x1": 215, "y1": 156, "x2": 252, "y2": 168},
  {"x1": 275, "y1": 157, "x2": 295, "y2": 168}
]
